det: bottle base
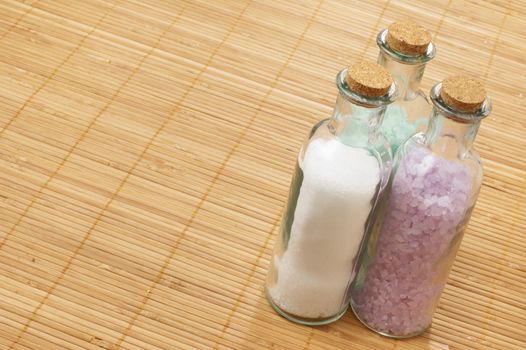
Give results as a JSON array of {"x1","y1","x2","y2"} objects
[
  {"x1": 350, "y1": 299, "x2": 430, "y2": 338},
  {"x1": 265, "y1": 288, "x2": 347, "y2": 326}
]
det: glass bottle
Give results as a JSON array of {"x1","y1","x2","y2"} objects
[
  {"x1": 265, "y1": 61, "x2": 397, "y2": 325},
  {"x1": 351, "y1": 76, "x2": 491, "y2": 337},
  {"x1": 377, "y1": 22, "x2": 436, "y2": 154}
]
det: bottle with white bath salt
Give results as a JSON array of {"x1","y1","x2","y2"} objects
[
  {"x1": 377, "y1": 21, "x2": 436, "y2": 154},
  {"x1": 351, "y1": 76, "x2": 491, "y2": 338},
  {"x1": 265, "y1": 61, "x2": 398, "y2": 325}
]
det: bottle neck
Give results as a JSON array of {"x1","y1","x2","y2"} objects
[
  {"x1": 329, "y1": 93, "x2": 385, "y2": 147},
  {"x1": 424, "y1": 108, "x2": 480, "y2": 159},
  {"x1": 378, "y1": 51, "x2": 426, "y2": 100}
]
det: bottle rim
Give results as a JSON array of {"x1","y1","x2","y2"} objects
[
  {"x1": 430, "y1": 82, "x2": 492, "y2": 122},
  {"x1": 336, "y1": 68, "x2": 399, "y2": 108},
  {"x1": 377, "y1": 29, "x2": 436, "y2": 64}
]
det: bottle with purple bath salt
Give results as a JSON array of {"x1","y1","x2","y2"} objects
[{"x1": 350, "y1": 75, "x2": 491, "y2": 337}]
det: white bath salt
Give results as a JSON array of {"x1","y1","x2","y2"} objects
[{"x1": 268, "y1": 137, "x2": 380, "y2": 319}]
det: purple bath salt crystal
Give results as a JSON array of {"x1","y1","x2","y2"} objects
[{"x1": 353, "y1": 145, "x2": 473, "y2": 336}]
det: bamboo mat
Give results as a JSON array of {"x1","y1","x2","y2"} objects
[{"x1": 0, "y1": 0, "x2": 524, "y2": 349}]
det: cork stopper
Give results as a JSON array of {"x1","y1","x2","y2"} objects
[
  {"x1": 441, "y1": 75, "x2": 486, "y2": 112},
  {"x1": 346, "y1": 61, "x2": 393, "y2": 97},
  {"x1": 386, "y1": 21, "x2": 431, "y2": 55}
]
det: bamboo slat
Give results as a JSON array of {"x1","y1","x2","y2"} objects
[{"x1": 0, "y1": 0, "x2": 525, "y2": 349}]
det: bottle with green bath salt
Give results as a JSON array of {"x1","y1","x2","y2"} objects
[{"x1": 377, "y1": 21, "x2": 436, "y2": 153}]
